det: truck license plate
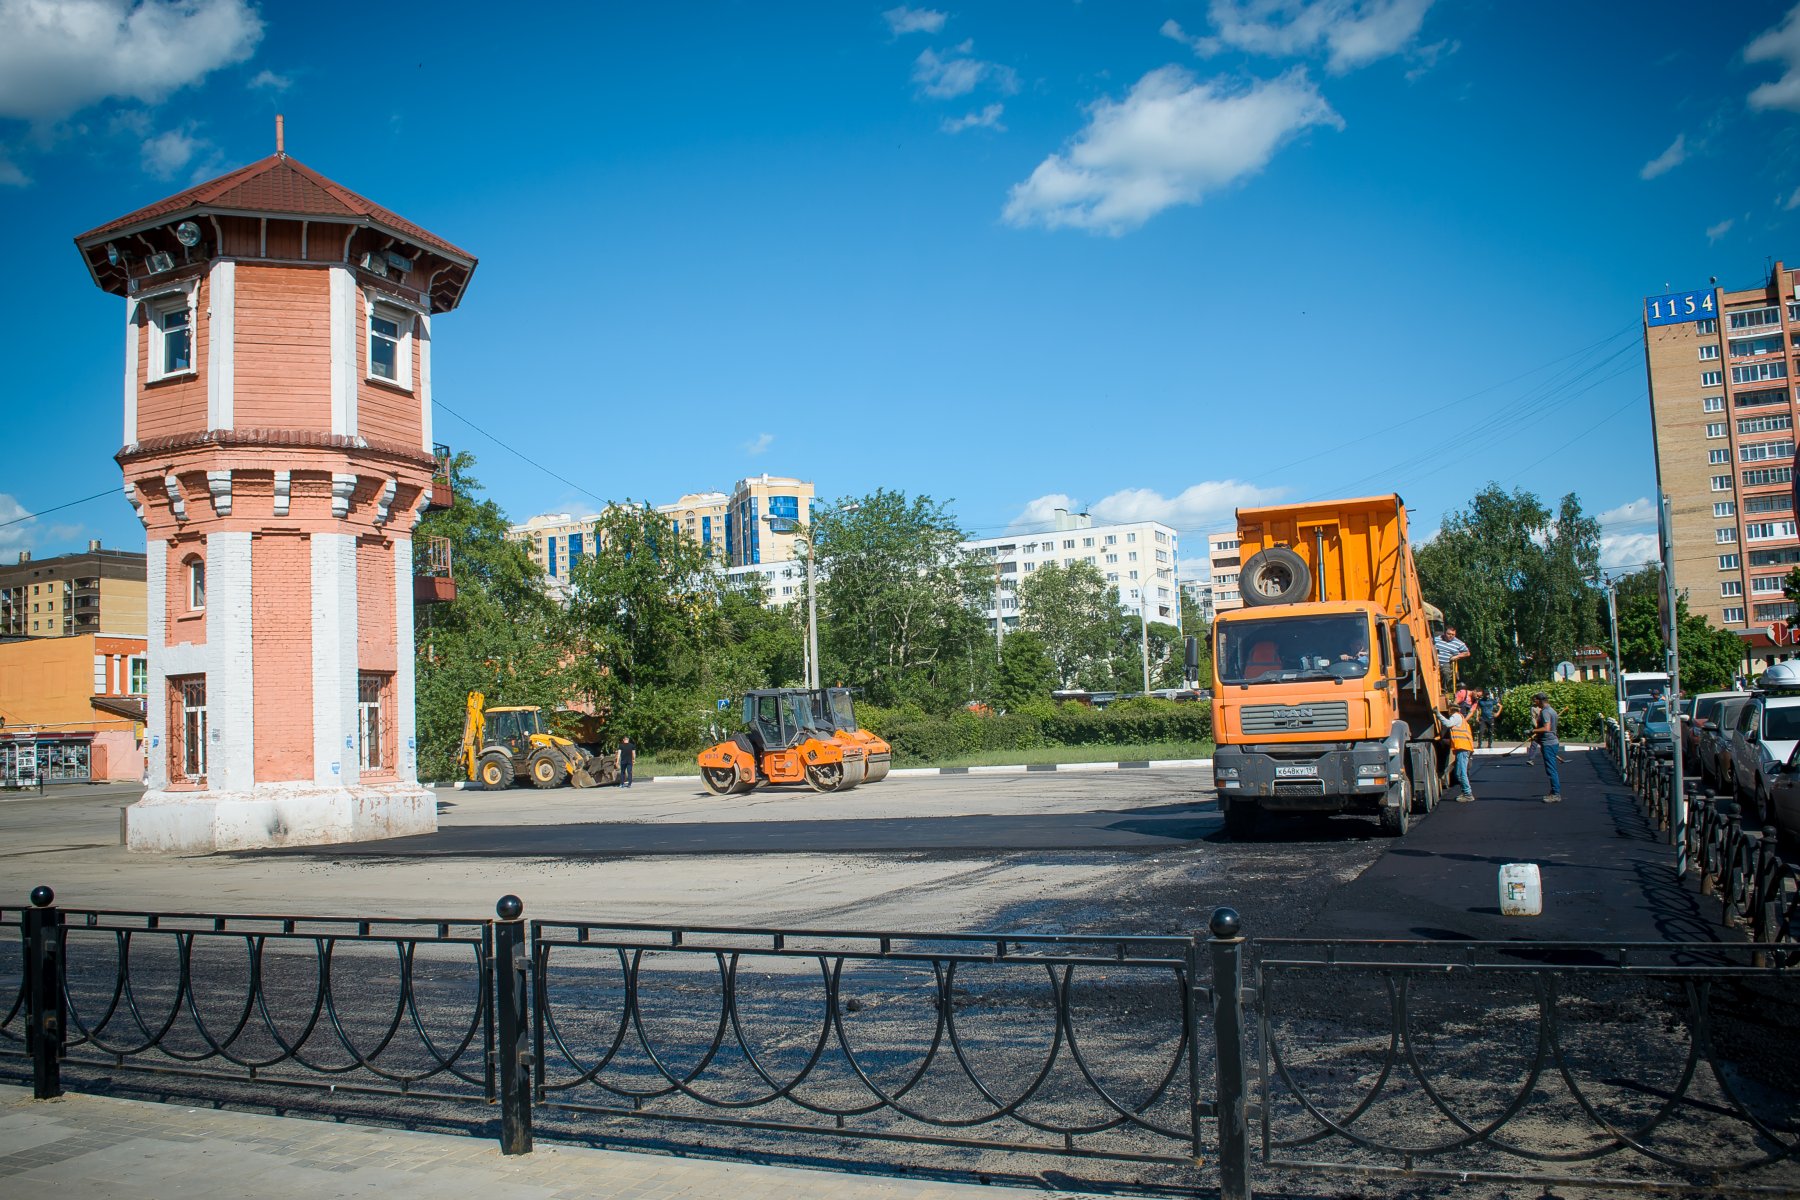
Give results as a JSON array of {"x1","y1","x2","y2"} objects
[{"x1": 1275, "y1": 764, "x2": 1316, "y2": 777}]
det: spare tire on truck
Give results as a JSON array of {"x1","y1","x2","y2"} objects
[{"x1": 1239, "y1": 546, "x2": 1312, "y2": 606}]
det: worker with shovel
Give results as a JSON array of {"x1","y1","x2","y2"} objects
[{"x1": 1528, "y1": 692, "x2": 1561, "y2": 803}]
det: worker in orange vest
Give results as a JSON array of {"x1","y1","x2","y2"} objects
[{"x1": 1447, "y1": 712, "x2": 1475, "y2": 802}]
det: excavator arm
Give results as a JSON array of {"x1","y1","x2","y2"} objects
[{"x1": 460, "y1": 691, "x2": 486, "y2": 781}]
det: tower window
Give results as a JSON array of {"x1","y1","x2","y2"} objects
[
  {"x1": 187, "y1": 557, "x2": 206, "y2": 610},
  {"x1": 366, "y1": 300, "x2": 413, "y2": 387},
  {"x1": 172, "y1": 675, "x2": 208, "y2": 783},
  {"x1": 150, "y1": 298, "x2": 192, "y2": 379}
]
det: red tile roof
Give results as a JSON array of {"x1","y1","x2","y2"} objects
[{"x1": 74, "y1": 153, "x2": 474, "y2": 264}]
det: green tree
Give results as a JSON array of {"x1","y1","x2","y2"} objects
[
  {"x1": 1017, "y1": 560, "x2": 1128, "y2": 690},
  {"x1": 1415, "y1": 485, "x2": 1601, "y2": 686},
  {"x1": 813, "y1": 489, "x2": 989, "y2": 711},
  {"x1": 413, "y1": 454, "x2": 573, "y2": 781},
  {"x1": 995, "y1": 628, "x2": 1057, "y2": 710},
  {"x1": 561, "y1": 503, "x2": 737, "y2": 751}
]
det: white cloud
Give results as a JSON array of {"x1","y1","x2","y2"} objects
[
  {"x1": 1402, "y1": 37, "x2": 1457, "y2": 81},
  {"x1": 0, "y1": 0, "x2": 263, "y2": 122},
  {"x1": 883, "y1": 5, "x2": 946, "y2": 36},
  {"x1": 745, "y1": 432, "x2": 774, "y2": 456},
  {"x1": 942, "y1": 102, "x2": 1005, "y2": 133},
  {"x1": 1785, "y1": 184, "x2": 1800, "y2": 210},
  {"x1": 1003, "y1": 65, "x2": 1341, "y2": 234},
  {"x1": 1707, "y1": 217, "x2": 1735, "y2": 243},
  {"x1": 0, "y1": 493, "x2": 30, "y2": 553},
  {"x1": 913, "y1": 44, "x2": 1018, "y2": 100},
  {"x1": 0, "y1": 493, "x2": 81, "y2": 557},
  {"x1": 140, "y1": 125, "x2": 201, "y2": 178},
  {"x1": 1177, "y1": 0, "x2": 1435, "y2": 75},
  {"x1": 1746, "y1": 3, "x2": 1800, "y2": 113},
  {"x1": 247, "y1": 67, "x2": 289, "y2": 91},
  {"x1": 1160, "y1": 18, "x2": 1214, "y2": 55},
  {"x1": 1639, "y1": 133, "x2": 1686, "y2": 180},
  {"x1": 1598, "y1": 497, "x2": 1659, "y2": 571},
  {"x1": 1009, "y1": 480, "x2": 1286, "y2": 537},
  {"x1": 0, "y1": 150, "x2": 26, "y2": 187}
]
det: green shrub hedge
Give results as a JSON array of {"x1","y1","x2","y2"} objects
[
  {"x1": 859, "y1": 699, "x2": 1211, "y2": 766},
  {"x1": 1492, "y1": 680, "x2": 1614, "y2": 743}
]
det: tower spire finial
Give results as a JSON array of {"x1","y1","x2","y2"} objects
[{"x1": 275, "y1": 113, "x2": 285, "y2": 156}]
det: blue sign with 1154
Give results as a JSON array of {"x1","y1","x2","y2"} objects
[{"x1": 1645, "y1": 288, "x2": 1716, "y2": 327}]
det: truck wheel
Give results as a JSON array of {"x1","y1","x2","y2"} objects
[
  {"x1": 1221, "y1": 798, "x2": 1258, "y2": 838},
  {"x1": 477, "y1": 752, "x2": 510, "y2": 790},
  {"x1": 1239, "y1": 547, "x2": 1312, "y2": 607},
  {"x1": 1380, "y1": 777, "x2": 1412, "y2": 836},
  {"x1": 528, "y1": 750, "x2": 561, "y2": 788}
]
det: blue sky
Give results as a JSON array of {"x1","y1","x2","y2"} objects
[{"x1": 6, "y1": 1, "x2": 1800, "y2": 581}]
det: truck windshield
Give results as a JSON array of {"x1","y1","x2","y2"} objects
[
  {"x1": 1624, "y1": 677, "x2": 1667, "y2": 700},
  {"x1": 1216, "y1": 614, "x2": 1373, "y2": 685}
]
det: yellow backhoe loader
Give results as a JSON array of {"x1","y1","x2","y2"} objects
[{"x1": 458, "y1": 691, "x2": 618, "y2": 790}]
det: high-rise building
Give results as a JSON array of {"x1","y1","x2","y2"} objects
[
  {"x1": 0, "y1": 543, "x2": 146, "y2": 639},
  {"x1": 505, "y1": 512, "x2": 599, "y2": 586},
  {"x1": 655, "y1": 491, "x2": 728, "y2": 557},
  {"x1": 1207, "y1": 532, "x2": 1243, "y2": 613},
  {"x1": 963, "y1": 509, "x2": 1180, "y2": 631},
  {"x1": 1645, "y1": 263, "x2": 1800, "y2": 658},
  {"x1": 725, "y1": 474, "x2": 814, "y2": 566}
]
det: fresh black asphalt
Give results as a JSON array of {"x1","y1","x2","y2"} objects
[
  {"x1": 264, "y1": 804, "x2": 1222, "y2": 856},
  {"x1": 249, "y1": 750, "x2": 1734, "y2": 944}
]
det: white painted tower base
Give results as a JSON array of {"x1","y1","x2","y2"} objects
[{"x1": 124, "y1": 783, "x2": 436, "y2": 853}]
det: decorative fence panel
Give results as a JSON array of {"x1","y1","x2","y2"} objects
[{"x1": 530, "y1": 918, "x2": 1213, "y2": 1168}]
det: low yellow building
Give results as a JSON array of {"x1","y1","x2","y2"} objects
[{"x1": 0, "y1": 633, "x2": 146, "y2": 783}]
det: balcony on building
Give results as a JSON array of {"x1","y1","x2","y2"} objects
[
  {"x1": 427, "y1": 443, "x2": 455, "y2": 511},
  {"x1": 414, "y1": 535, "x2": 456, "y2": 604}
]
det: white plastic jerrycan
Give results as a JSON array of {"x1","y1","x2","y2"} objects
[{"x1": 1498, "y1": 863, "x2": 1543, "y2": 917}]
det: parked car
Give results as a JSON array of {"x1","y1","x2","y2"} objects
[
  {"x1": 1640, "y1": 701, "x2": 1676, "y2": 758},
  {"x1": 1622, "y1": 695, "x2": 1654, "y2": 740},
  {"x1": 1763, "y1": 740, "x2": 1800, "y2": 852},
  {"x1": 1686, "y1": 690, "x2": 1749, "y2": 768},
  {"x1": 1700, "y1": 696, "x2": 1754, "y2": 789},
  {"x1": 1724, "y1": 663, "x2": 1800, "y2": 820}
]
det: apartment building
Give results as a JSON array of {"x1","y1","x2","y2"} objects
[
  {"x1": 1645, "y1": 262, "x2": 1800, "y2": 644},
  {"x1": 0, "y1": 543, "x2": 146, "y2": 640},
  {"x1": 505, "y1": 512, "x2": 597, "y2": 587},
  {"x1": 655, "y1": 491, "x2": 728, "y2": 558},
  {"x1": 1207, "y1": 531, "x2": 1242, "y2": 614},
  {"x1": 724, "y1": 560, "x2": 806, "y2": 606},
  {"x1": 963, "y1": 509, "x2": 1180, "y2": 632},
  {"x1": 724, "y1": 474, "x2": 815, "y2": 567}
]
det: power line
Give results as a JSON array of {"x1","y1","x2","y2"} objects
[
  {"x1": 434, "y1": 398, "x2": 613, "y2": 510},
  {"x1": 0, "y1": 488, "x2": 120, "y2": 531}
]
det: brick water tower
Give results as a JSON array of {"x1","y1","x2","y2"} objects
[{"x1": 73, "y1": 125, "x2": 476, "y2": 851}]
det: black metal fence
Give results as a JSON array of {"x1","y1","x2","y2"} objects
[
  {"x1": 8, "y1": 883, "x2": 1800, "y2": 1198},
  {"x1": 1612, "y1": 720, "x2": 1800, "y2": 949}
]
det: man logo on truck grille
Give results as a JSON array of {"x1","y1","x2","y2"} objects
[{"x1": 1274, "y1": 707, "x2": 1314, "y2": 727}]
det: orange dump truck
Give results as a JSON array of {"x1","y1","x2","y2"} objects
[{"x1": 1210, "y1": 495, "x2": 1449, "y2": 837}]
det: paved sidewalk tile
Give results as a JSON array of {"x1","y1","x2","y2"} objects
[{"x1": 0, "y1": 1085, "x2": 1107, "y2": 1200}]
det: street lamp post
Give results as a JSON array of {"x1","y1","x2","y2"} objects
[{"x1": 768, "y1": 503, "x2": 856, "y2": 692}]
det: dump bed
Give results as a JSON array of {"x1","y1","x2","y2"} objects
[{"x1": 1235, "y1": 494, "x2": 1421, "y2": 615}]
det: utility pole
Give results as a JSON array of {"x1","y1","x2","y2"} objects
[
  {"x1": 1599, "y1": 573, "x2": 1624, "y2": 714},
  {"x1": 993, "y1": 561, "x2": 1006, "y2": 661},
  {"x1": 803, "y1": 541, "x2": 819, "y2": 690},
  {"x1": 1659, "y1": 493, "x2": 1686, "y2": 877}
]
